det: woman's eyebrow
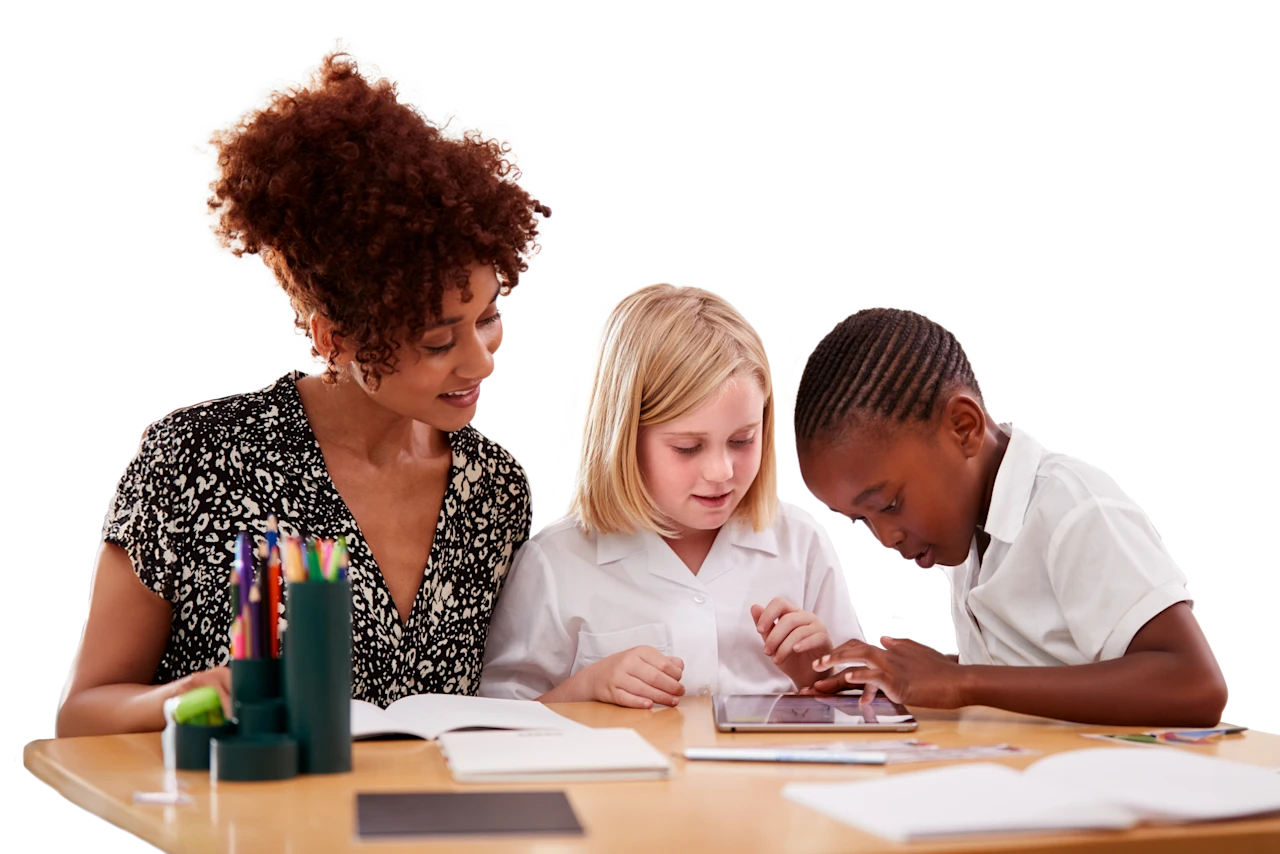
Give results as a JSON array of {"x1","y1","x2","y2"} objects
[{"x1": 421, "y1": 283, "x2": 503, "y2": 332}]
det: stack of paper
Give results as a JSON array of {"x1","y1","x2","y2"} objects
[
  {"x1": 438, "y1": 727, "x2": 672, "y2": 783},
  {"x1": 784, "y1": 747, "x2": 1280, "y2": 842}
]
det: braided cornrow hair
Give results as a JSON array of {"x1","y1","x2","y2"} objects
[{"x1": 795, "y1": 308, "x2": 982, "y2": 447}]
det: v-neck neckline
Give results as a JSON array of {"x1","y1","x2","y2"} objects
[{"x1": 283, "y1": 372, "x2": 463, "y2": 637}]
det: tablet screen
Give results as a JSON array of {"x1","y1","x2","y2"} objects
[{"x1": 717, "y1": 693, "x2": 916, "y2": 727}]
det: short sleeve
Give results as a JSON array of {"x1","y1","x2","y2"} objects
[
  {"x1": 800, "y1": 515, "x2": 866, "y2": 645},
  {"x1": 478, "y1": 540, "x2": 575, "y2": 700},
  {"x1": 101, "y1": 419, "x2": 188, "y2": 603},
  {"x1": 1046, "y1": 497, "x2": 1192, "y2": 661}
]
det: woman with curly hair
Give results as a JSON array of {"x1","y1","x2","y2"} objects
[{"x1": 56, "y1": 53, "x2": 550, "y2": 736}]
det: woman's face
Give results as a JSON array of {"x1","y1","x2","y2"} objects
[
  {"x1": 346, "y1": 263, "x2": 504, "y2": 432},
  {"x1": 637, "y1": 376, "x2": 766, "y2": 538}
]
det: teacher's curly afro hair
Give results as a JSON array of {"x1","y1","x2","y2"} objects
[{"x1": 208, "y1": 52, "x2": 550, "y2": 386}]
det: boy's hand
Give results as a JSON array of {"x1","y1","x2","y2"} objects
[
  {"x1": 751, "y1": 598, "x2": 833, "y2": 689},
  {"x1": 578, "y1": 646, "x2": 686, "y2": 709},
  {"x1": 811, "y1": 636, "x2": 966, "y2": 708}
]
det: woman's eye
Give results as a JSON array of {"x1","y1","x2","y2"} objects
[
  {"x1": 480, "y1": 310, "x2": 502, "y2": 327},
  {"x1": 422, "y1": 340, "x2": 455, "y2": 354},
  {"x1": 674, "y1": 445, "x2": 701, "y2": 455}
]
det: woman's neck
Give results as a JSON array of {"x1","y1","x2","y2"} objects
[{"x1": 296, "y1": 373, "x2": 448, "y2": 466}]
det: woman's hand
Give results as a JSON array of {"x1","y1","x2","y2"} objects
[
  {"x1": 751, "y1": 598, "x2": 833, "y2": 689},
  {"x1": 161, "y1": 666, "x2": 233, "y2": 719},
  {"x1": 571, "y1": 646, "x2": 686, "y2": 709},
  {"x1": 811, "y1": 636, "x2": 967, "y2": 708}
]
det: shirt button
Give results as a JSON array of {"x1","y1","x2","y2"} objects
[
  {"x1": 693, "y1": 594, "x2": 707, "y2": 604},
  {"x1": 699, "y1": 686, "x2": 711, "y2": 697}
]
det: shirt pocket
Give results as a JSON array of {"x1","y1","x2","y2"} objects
[{"x1": 570, "y1": 623, "x2": 672, "y2": 675}]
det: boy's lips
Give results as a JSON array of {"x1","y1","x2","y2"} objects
[{"x1": 913, "y1": 546, "x2": 935, "y2": 568}]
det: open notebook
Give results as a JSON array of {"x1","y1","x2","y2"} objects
[
  {"x1": 351, "y1": 694, "x2": 585, "y2": 741},
  {"x1": 784, "y1": 746, "x2": 1280, "y2": 842}
]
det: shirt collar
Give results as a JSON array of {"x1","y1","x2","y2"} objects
[
  {"x1": 594, "y1": 516, "x2": 779, "y2": 565},
  {"x1": 982, "y1": 425, "x2": 1044, "y2": 545}
]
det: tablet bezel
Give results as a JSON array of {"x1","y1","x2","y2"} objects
[{"x1": 712, "y1": 693, "x2": 919, "y2": 733}]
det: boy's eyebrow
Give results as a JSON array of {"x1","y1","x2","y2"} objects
[
  {"x1": 661, "y1": 421, "x2": 762, "y2": 438},
  {"x1": 420, "y1": 282, "x2": 502, "y2": 333},
  {"x1": 852, "y1": 481, "x2": 889, "y2": 506}
]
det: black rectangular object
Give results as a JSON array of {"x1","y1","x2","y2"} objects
[{"x1": 356, "y1": 791, "x2": 584, "y2": 838}]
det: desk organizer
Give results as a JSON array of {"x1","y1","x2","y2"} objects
[{"x1": 165, "y1": 525, "x2": 352, "y2": 783}]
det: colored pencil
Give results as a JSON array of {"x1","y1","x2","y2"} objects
[{"x1": 268, "y1": 546, "x2": 282, "y2": 657}]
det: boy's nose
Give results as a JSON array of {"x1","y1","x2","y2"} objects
[{"x1": 866, "y1": 519, "x2": 904, "y2": 550}]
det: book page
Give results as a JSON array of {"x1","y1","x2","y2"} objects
[
  {"x1": 1027, "y1": 747, "x2": 1280, "y2": 823},
  {"x1": 784, "y1": 763, "x2": 1135, "y2": 842},
  {"x1": 380, "y1": 694, "x2": 587, "y2": 739}
]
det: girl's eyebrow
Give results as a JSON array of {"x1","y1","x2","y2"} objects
[
  {"x1": 661, "y1": 421, "x2": 761, "y2": 438},
  {"x1": 852, "y1": 481, "x2": 889, "y2": 506}
]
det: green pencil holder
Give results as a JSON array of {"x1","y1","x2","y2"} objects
[
  {"x1": 236, "y1": 699, "x2": 287, "y2": 736},
  {"x1": 284, "y1": 580, "x2": 352, "y2": 774},
  {"x1": 168, "y1": 721, "x2": 237, "y2": 771},
  {"x1": 231, "y1": 657, "x2": 282, "y2": 708},
  {"x1": 211, "y1": 734, "x2": 299, "y2": 782}
]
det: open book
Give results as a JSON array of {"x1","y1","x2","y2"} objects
[
  {"x1": 784, "y1": 746, "x2": 1280, "y2": 842},
  {"x1": 351, "y1": 694, "x2": 586, "y2": 741}
]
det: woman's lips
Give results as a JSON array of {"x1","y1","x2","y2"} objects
[{"x1": 439, "y1": 383, "x2": 480, "y2": 408}]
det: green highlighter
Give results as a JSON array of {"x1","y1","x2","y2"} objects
[{"x1": 173, "y1": 687, "x2": 225, "y2": 727}]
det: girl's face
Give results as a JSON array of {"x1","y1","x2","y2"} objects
[
  {"x1": 338, "y1": 264, "x2": 504, "y2": 432},
  {"x1": 797, "y1": 415, "x2": 984, "y2": 568},
  {"x1": 638, "y1": 376, "x2": 766, "y2": 537}
]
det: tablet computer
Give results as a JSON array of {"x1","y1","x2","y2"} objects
[{"x1": 713, "y1": 692, "x2": 918, "y2": 732}]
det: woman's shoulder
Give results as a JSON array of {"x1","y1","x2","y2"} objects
[
  {"x1": 450, "y1": 426, "x2": 531, "y2": 489},
  {"x1": 138, "y1": 372, "x2": 306, "y2": 457}
]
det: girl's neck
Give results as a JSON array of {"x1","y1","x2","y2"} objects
[
  {"x1": 296, "y1": 373, "x2": 448, "y2": 466},
  {"x1": 662, "y1": 526, "x2": 721, "y2": 575},
  {"x1": 975, "y1": 418, "x2": 1012, "y2": 559}
]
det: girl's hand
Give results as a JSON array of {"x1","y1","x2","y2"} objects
[
  {"x1": 163, "y1": 666, "x2": 233, "y2": 719},
  {"x1": 811, "y1": 636, "x2": 966, "y2": 708},
  {"x1": 751, "y1": 598, "x2": 833, "y2": 689},
  {"x1": 577, "y1": 646, "x2": 686, "y2": 709}
]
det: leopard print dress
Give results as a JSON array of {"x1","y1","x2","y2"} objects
[{"x1": 102, "y1": 372, "x2": 531, "y2": 707}]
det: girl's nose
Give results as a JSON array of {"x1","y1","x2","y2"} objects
[{"x1": 703, "y1": 448, "x2": 733, "y2": 484}]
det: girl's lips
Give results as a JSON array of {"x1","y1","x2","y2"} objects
[{"x1": 692, "y1": 492, "x2": 731, "y2": 508}]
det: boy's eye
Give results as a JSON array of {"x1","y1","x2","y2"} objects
[
  {"x1": 881, "y1": 497, "x2": 899, "y2": 513},
  {"x1": 674, "y1": 445, "x2": 701, "y2": 455}
]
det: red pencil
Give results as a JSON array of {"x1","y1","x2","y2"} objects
[{"x1": 268, "y1": 546, "x2": 282, "y2": 658}]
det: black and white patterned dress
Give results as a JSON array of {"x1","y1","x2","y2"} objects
[{"x1": 103, "y1": 372, "x2": 531, "y2": 707}]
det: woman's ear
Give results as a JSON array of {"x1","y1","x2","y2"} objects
[{"x1": 309, "y1": 313, "x2": 347, "y2": 365}]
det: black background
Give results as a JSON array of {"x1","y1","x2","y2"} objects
[{"x1": 15, "y1": 26, "x2": 1274, "y2": 850}]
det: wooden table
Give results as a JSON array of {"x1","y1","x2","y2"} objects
[{"x1": 25, "y1": 699, "x2": 1280, "y2": 853}]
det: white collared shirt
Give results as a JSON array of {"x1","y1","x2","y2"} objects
[
  {"x1": 478, "y1": 502, "x2": 864, "y2": 700},
  {"x1": 945, "y1": 426, "x2": 1192, "y2": 667}
]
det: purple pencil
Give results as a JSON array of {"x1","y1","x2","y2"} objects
[{"x1": 235, "y1": 532, "x2": 254, "y2": 625}]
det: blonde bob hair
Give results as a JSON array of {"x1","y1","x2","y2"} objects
[{"x1": 570, "y1": 284, "x2": 777, "y2": 537}]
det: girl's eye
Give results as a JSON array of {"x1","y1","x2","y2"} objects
[
  {"x1": 730, "y1": 436, "x2": 756, "y2": 447},
  {"x1": 674, "y1": 445, "x2": 701, "y2": 455}
]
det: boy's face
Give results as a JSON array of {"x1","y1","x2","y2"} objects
[
  {"x1": 637, "y1": 376, "x2": 766, "y2": 538},
  {"x1": 798, "y1": 416, "x2": 984, "y2": 569}
]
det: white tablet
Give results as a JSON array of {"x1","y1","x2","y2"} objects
[{"x1": 713, "y1": 692, "x2": 918, "y2": 733}]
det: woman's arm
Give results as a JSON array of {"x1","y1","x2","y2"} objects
[{"x1": 56, "y1": 542, "x2": 229, "y2": 737}]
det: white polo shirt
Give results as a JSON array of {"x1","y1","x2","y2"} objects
[
  {"x1": 478, "y1": 502, "x2": 864, "y2": 700},
  {"x1": 947, "y1": 426, "x2": 1192, "y2": 667}
]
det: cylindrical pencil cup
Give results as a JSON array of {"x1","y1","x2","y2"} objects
[
  {"x1": 236, "y1": 699, "x2": 287, "y2": 737},
  {"x1": 212, "y1": 735, "x2": 299, "y2": 782},
  {"x1": 284, "y1": 580, "x2": 352, "y2": 774},
  {"x1": 231, "y1": 658, "x2": 281, "y2": 709},
  {"x1": 168, "y1": 721, "x2": 236, "y2": 771}
]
